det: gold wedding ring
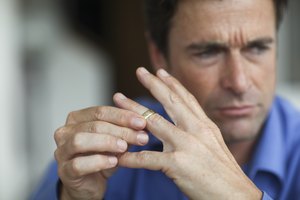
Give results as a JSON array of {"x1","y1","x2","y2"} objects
[{"x1": 142, "y1": 109, "x2": 156, "y2": 120}]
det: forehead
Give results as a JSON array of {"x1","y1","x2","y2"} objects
[{"x1": 170, "y1": 0, "x2": 276, "y2": 44}]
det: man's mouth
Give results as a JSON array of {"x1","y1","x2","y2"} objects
[{"x1": 217, "y1": 105, "x2": 256, "y2": 117}]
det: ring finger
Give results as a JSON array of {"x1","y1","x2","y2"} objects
[{"x1": 113, "y1": 93, "x2": 182, "y2": 147}]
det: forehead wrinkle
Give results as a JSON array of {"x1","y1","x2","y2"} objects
[
  {"x1": 169, "y1": 0, "x2": 276, "y2": 54},
  {"x1": 173, "y1": 6, "x2": 268, "y2": 42},
  {"x1": 189, "y1": 27, "x2": 251, "y2": 49},
  {"x1": 228, "y1": 27, "x2": 250, "y2": 48}
]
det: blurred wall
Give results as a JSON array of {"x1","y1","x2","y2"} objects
[
  {"x1": 276, "y1": 0, "x2": 300, "y2": 107},
  {"x1": 23, "y1": 0, "x2": 114, "y2": 198},
  {"x1": 0, "y1": 1, "x2": 27, "y2": 199}
]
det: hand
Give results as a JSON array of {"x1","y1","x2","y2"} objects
[
  {"x1": 114, "y1": 67, "x2": 262, "y2": 200},
  {"x1": 54, "y1": 106, "x2": 148, "y2": 199}
]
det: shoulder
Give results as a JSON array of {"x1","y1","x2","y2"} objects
[
  {"x1": 274, "y1": 96, "x2": 300, "y2": 121},
  {"x1": 275, "y1": 96, "x2": 300, "y2": 169},
  {"x1": 274, "y1": 96, "x2": 300, "y2": 147}
]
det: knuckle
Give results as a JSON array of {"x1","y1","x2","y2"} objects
[
  {"x1": 54, "y1": 149, "x2": 60, "y2": 161},
  {"x1": 187, "y1": 93, "x2": 197, "y2": 102},
  {"x1": 88, "y1": 122, "x2": 101, "y2": 133},
  {"x1": 172, "y1": 151, "x2": 186, "y2": 166},
  {"x1": 172, "y1": 152, "x2": 182, "y2": 166},
  {"x1": 195, "y1": 119, "x2": 206, "y2": 128},
  {"x1": 152, "y1": 78, "x2": 161, "y2": 88},
  {"x1": 94, "y1": 106, "x2": 106, "y2": 120},
  {"x1": 70, "y1": 158, "x2": 82, "y2": 177},
  {"x1": 57, "y1": 166, "x2": 65, "y2": 179},
  {"x1": 71, "y1": 133, "x2": 85, "y2": 151},
  {"x1": 54, "y1": 127, "x2": 65, "y2": 145},
  {"x1": 119, "y1": 112, "x2": 131, "y2": 125},
  {"x1": 170, "y1": 152, "x2": 178, "y2": 164},
  {"x1": 167, "y1": 76, "x2": 177, "y2": 88},
  {"x1": 209, "y1": 122, "x2": 220, "y2": 132},
  {"x1": 137, "y1": 151, "x2": 150, "y2": 163},
  {"x1": 103, "y1": 135, "x2": 116, "y2": 147},
  {"x1": 120, "y1": 128, "x2": 131, "y2": 141},
  {"x1": 199, "y1": 120, "x2": 219, "y2": 134},
  {"x1": 66, "y1": 111, "x2": 76, "y2": 124},
  {"x1": 94, "y1": 155, "x2": 106, "y2": 170},
  {"x1": 169, "y1": 92, "x2": 182, "y2": 104},
  {"x1": 88, "y1": 121, "x2": 106, "y2": 133}
]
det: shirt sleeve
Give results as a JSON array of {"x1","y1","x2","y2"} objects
[
  {"x1": 29, "y1": 160, "x2": 60, "y2": 200},
  {"x1": 261, "y1": 191, "x2": 274, "y2": 200}
]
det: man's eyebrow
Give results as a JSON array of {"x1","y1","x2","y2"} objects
[
  {"x1": 246, "y1": 37, "x2": 274, "y2": 46},
  {"x1": 186, "y1": 37, "x2": 274, "y2": 51},
  {"x1": 186, "y1": 41, "x2": 227, "y2": 52}
]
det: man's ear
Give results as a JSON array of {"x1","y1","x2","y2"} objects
[{"x1": 145, "y1": 32, "x2": 168, "y2": 72}]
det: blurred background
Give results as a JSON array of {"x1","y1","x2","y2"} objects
[{"x1": 0, "y1": 0, "x2": 299, "y2": 199}]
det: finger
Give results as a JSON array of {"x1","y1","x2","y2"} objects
[
  {"x1": 135, "y1": 67, "x2": 197, "y2": 128},
  {"x1": 65, "y1": 106, "x2": 146, "y2": 130},
  {"x1": 57, "y1": 121, "x2": 149, "y2": 147},
  {"x1": 62, "y1": 154, "x2": 118, "y2": 179},
  {"x1": 156, "y1": 69, "x2": 207, "y2": 120},
  {"x1": 156, "y1": 69, "x2": 226, "y2": 143},
  {"x1": 59, "y1": 133, "x2": 128, "y2": 161},
  {"x1": 114, "y1": 93, "x2": 181, "y2": 146},
  {"x1": 118, "y1": 151, "x2": 168, "y2": 171}
]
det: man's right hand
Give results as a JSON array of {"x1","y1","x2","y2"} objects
[{"x1": 54, "y1": 105, "x2": 148, "y2": 199}]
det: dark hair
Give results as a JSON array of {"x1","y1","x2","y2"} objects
[{"x1": 144, "y1": 0, "x2": 288, "y2": 56}]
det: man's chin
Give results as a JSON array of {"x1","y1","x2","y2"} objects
[{"x1": 216, "y1": 120, "x2": 261, "y2": 144}]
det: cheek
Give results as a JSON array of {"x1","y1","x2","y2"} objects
[
  {"x1": 171, "y1": 65, "x2": 219, "y2": 106},
  {"x1": 251, "y1": 55, "x2": 276, "y2": 96}
]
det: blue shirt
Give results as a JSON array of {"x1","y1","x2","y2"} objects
[{"x1": 31, "y1": 96, "x2": 300, "y2": 200}]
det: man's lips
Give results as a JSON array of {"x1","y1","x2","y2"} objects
[{"x1": 216, "y1": 105, "x2": 256, "y2": 117}]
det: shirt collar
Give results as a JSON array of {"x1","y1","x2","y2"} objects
[{"x1": 247, "y1": 97, "x2": 286, "y2": 184}]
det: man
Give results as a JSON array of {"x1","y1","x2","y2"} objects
[{"x1": 32, "y1": 0, "x2": 300, "y2": 199}]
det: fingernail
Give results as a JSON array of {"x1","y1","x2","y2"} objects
[
  {"x1": 137, "y1": 132, "x2": 149, "y2": 145},
  {"x1": 132, "y1": 117, "x2": 145, "y2": 128},
  {"x1": 108, "y1": 156, "x2": 118, "y2": 166},
  {"x1": 117, "y1": 139, "x2": 127, "y2": 151},
  {"x1": 158, "y1": 69, "x2": 169, "y2": 77},
  {"x1": 116, "y1": 93, "x2": 126, "y2": 100},
  {"x1": 139, "y1": 67, "x2": 149, "y2": 74}
]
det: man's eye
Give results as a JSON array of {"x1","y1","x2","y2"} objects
[
  {"x1": 195, "y1": 48, "x2": 221, "y2": 59},
  {"x1": 245, "y1": 44, "x2": 270, "y2": 55}
]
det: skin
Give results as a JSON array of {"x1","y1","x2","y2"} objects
[
  {"x1": 149, "y1": 0, "x2": 276, "y2": 164},
  {"x1": 56, "y1": 0, "x2": 276, "y2": 199},
  {"x1": 55, "y1": 106, "x2": 148, "y2": 199}
]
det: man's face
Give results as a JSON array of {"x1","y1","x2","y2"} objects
[{"x1": 166, "y1": 0, "x2": 276, "y2": 143}]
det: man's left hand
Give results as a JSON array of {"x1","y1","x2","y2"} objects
[{"x1": 113, "y1": 67, "x2": 262, "y2": 200}]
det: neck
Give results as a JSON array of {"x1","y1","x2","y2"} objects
[{"x1": 227, "y1": 139, "x2": 258, "y2": 166}]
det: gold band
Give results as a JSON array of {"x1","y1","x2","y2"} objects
[{"x1": 142, "y1": 109, "x2": 156, "y2": 120}]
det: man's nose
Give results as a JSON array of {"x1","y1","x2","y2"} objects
[{"x1": 220, "y1": 52, "x2": 251, "y2": 95}]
